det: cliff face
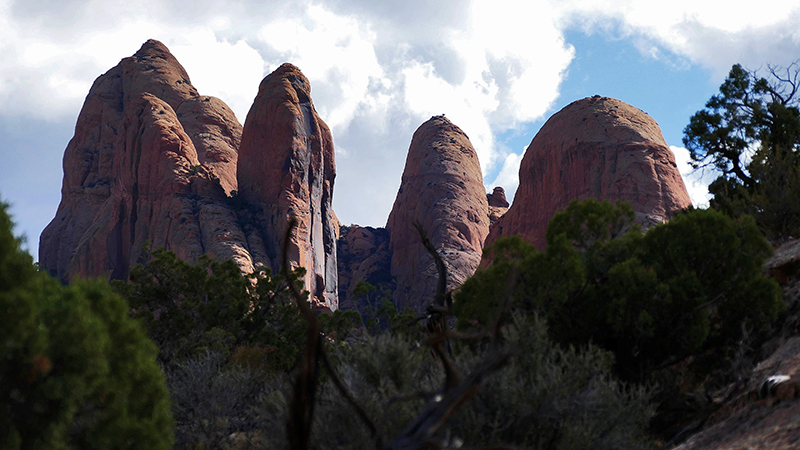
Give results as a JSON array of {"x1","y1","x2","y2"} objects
[
  {"x1": 39, "y1": 39, "x2": 244, "y2": 281},
  {"x1": 237, "y1": 63, "x2": 338, "y2": 309},
  {"x1": 487, "y1": 96, "x2": 693, "y2": 250},
  {"x1": 336, "y1": 225, "x2": 393, "y2": 312},
  {"x1": 386, "y1": 116, "x2": 490, "y2": 312},
  {"x1": 176, "y1": 95, "x2": 241, "y2": 195},
  {"x1": 39, "y1": 41, "x2": 339, "y2": 310}
]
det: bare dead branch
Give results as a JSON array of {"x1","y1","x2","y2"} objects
[
  {"x1": 413, "y1": 221, "x2": 457, "y2": 378},
  {"x1": 389, "y1": 349, "x2": 514, "y2": 450},
  {"x1": 284, "y1": 217, "x2": 322, "y2": 450},
  {"x1": 319, "y1": 345, "x2": 382, "y2": 447},
  {"x1": 283, "y1": 217, "x2": 380, "y2": 449}
]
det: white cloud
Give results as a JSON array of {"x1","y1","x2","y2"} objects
[
  {"x1": 670, "y1": 145, "x2": 712, "y2": 208},
  {"x1": 554, "y1": 0, "x2": 800, "y2": 75},
  {"x1": 169, "y1": 30, "x2": 266, "y2": 122},
  {"x1": 488, "y1": 151, "x2": 524, "y2": 203},
  {"x1": 257, "y1": 4, "x2": 390, "y2": 134},
  {"x1": 3, "y1": 0, "x2": 799, "y2": 252}
]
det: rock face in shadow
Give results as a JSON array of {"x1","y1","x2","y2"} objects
[
  {"x1": 336, "y1": 225, "x2": 393, "y2": 313},
  {"x1": 237, "y1": 63, "x2": 338, "y2": 309},
  {"x1": 39, "y1": 39, "x2": 242, "y2": 282},
  {"x1": 487, "y1": 96, "x2": 693, "y2": 250},
  {"x1": 386, "y1": 116, "x2": 490, "y2": 312},
  {"x1": 39, "y1": 41, "x2": 339, "y2": 310},
  {"x1": 176, "y1": 95, "x2": 241, "y2": 195}
]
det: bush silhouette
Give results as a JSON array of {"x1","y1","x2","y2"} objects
[
  {"x1": 0, "y1": 200, "x2": 173, "y2": 449},
  {"x1": 455, "y1": 199, "x2": 783, "y2": 384}
]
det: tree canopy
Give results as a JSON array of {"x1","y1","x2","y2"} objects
[
  {"x1": 454, "y1": 199, "x2": 783, "y2": 383},
  {"x1": 0, "y1": 200, "x2": 173, "y2": 450},
  {"x1": 684, "y1": 62, "x2": 800, "y2": 238}
]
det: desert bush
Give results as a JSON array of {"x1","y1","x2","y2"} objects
[
  {"x1": 166, "y1": 351, "x2": 285, "y2": 449},
  {"x1": 0, "y1": 200, "x2": 173, "y2": 450},
  {"x1": 451, "y1": 315, "x2": 656, "y2": 450},
  {"x1": 350, "y1": 280, "x2": 417, "y2": 335},
  {"x1": 310, "y1": 333, "x2": 442, "y2": 448},
  {"x1": 294, "y1": 317, "x2": 655, "y2": 449},
  {"x1": 113, "y1": 249, "x2": 309, "y2": 371},
  {"x1": 455, "y1": 199, "x2": 783, "y2": 384}
]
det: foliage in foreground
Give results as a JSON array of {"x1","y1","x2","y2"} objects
[
  {"x1": 113, "y1": 249, "x2": 312, "y2": 371},
  {"x1": 131, "y1": 215, "x2": 655, "y2": 448},
  {"x1": 684, "y1": 62, "x2": 800, "y2": 239},
  {"x1": 0, "y1": 200, "x2": 173, "y2": 449},
  {"x1": 164, "y1": 318, "x2": 655, "y2": 449},
  {"x1": 455, "y1": 199, "x2": 784, "y2": 386}
]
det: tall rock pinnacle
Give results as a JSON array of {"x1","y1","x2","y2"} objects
[
  {"x1": 40, "y1": 41, "x2": 258, "y2": 285},
  {"x1": 386, "y1": 116, "x2": 490, "y2": 312},
  {"x1": 238, "y1": 63, "x2": 338, "y2": 309},
  {"x1": 487, "y1": 96, "x2": 693, "y2": 250}
]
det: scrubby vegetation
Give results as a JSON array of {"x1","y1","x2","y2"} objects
[
  {"x1": 2, "y1": 191, "x2": 787, "y2": 448},
  {"x1": 5, "y1": 61, "x2": 799, "y2": 449},
  {"x1": 0, "y1": 201, "x2": 173, "y2": 450},
  {"x1": 685, "y1": 62, "x2": 800, "y2": 241},
  {"x1": 456, "y1": 200, "x2": 783, "y2": 387}
]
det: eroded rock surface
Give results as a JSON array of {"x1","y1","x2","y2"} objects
[
  {"x1": 386, "y1": 116, "x2": 490, "y2": 312},
  {"x1": 487, "y1": 96, "x2": 692, "y2": 250},
  {"x1": 39, "y1": 39, "x2": 226, "y2": 281},
  {"x1": 238, "y1": 63, "x2": 338, "y2": 309},
  {"x1": 176, "y1": 95, "x2": 242, "y2": 195},
  {"x1": 39, "y1": 42, "x2": 338, "y2": 311},
  {"x1": 336, "y1": 225, "x2": 393, "y2": 312},
  {"x1": 487, "y1": 186, "x2": 509, "y2": 228}
]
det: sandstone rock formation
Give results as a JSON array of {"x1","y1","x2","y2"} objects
[
  {"x1": 487, "y1": 96, "x2": 692, "y2": 250},
  {"x1": 39, "y1": 39, "x2": 243, "y2": 281},
  {"x1": 486, "y1": 186, "x2": 509, "y2": 227},
  {"x1": 487, "y1": 186, "x2": 509, "y2": 208},
  {"x1": 386, "y1": 116, "x2": 490, "y2": 312},
  {"x1": 336, "y1": 225, "x2": 393, "y2": 312},
  {"x1": 176, "y1": 95, "x2": 241, "y2": 195},
  {"x1": 237, "y1": 63, "x2": 338, "y2": 309},
  {"x1": 39, "y1": 41, "x2": 339, "y2": 310}
]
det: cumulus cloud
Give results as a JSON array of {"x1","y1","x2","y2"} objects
[
  {"x1": 488, "y1": 151, "x2": 524, "y2": 202},
  {"x1": 169, "y1": 30, "x2": 266, "y2": 121},
  {"x1": 670, "y1": 145, "x2": 713, "y2": 208},
  {"x1": 555, "y1": 0, "x2": 800, "y2": 75},
  {"x1": 4, "y1": 0, "x2": 800, "y2": 254}
]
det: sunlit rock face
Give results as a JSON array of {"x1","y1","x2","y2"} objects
[
  {"x1": 486, "y1": 96, "x2": 693, "y2": 251},
  {"x1": 386, "y1": 116, "x2": 490, "y2": 312},
  {"x1": 40, "y1": 40, "x2": 254, "y2": 282},
  {"x1": 177, "y1": 95, "x2": 241, "y2": 195},
  {"x1": 237, "y1": 63, "x2": 338, "y2": 310},
  {"x1": 40, "y1": 43, "x2": 340, "y2": 310}
]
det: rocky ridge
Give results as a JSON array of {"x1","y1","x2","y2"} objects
[
  {"x1": 40, "y1": 42, "x2": 698, "y2": 316},
  {"x1": 238, "y1": 63, "x2": 338, "y2": 308},
  {"x1": 39, "y1": 40, "x2": 338, "y2": 309},
  {"x1": 385, "y1": 115, "x2": 490, "y2": 312},
  {"x1": 486, "y1": 96, "x2": 693, "y2": 250}
]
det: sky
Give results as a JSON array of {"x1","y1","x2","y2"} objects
[{"x1": 2, "y1": 0, "x2": 800, "y2": 260}]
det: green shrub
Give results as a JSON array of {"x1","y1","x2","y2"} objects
[
  {"x1": 165, "y1": 351, "x2": 283, "y2": 449},
  {"x1": 451, "y1": 315, "x2": 656, "y2": 450},
  {"x1": 0, "y1": 200, "x2": 173, "y2": 449},
  {"x1": 455, "y1": 199, "x2": 783, "y2": 384},
  {"x1": 304, "y1": 317, "x2": 655, "y2": 449},
  {"x1": 113, "y1": 249, "x2": 309, "y2": 371}
]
